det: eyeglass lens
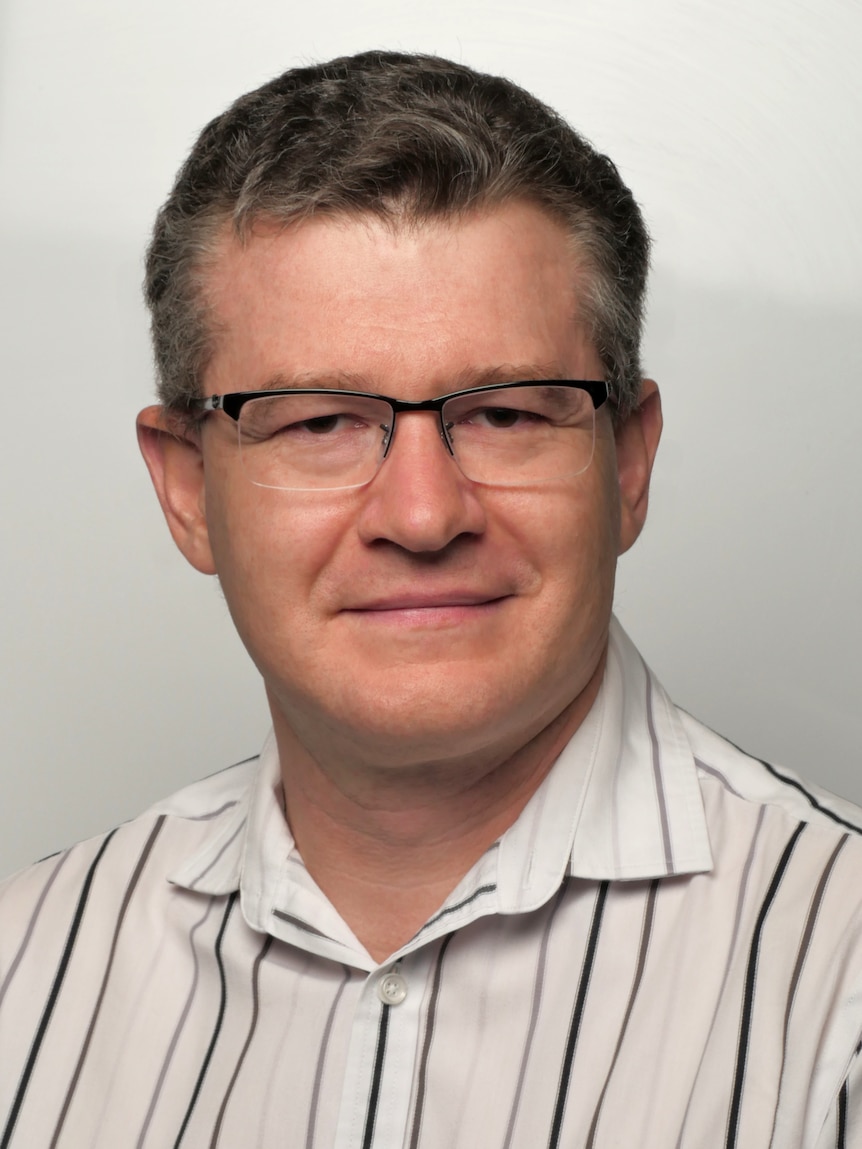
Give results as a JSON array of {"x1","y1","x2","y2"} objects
[{"x1": 235, "y1": 385, "x2": 597, "y2": 491}]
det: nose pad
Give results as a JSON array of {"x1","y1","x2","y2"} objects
[
  {"x1": 438, "y1": 417, "x2": 457, "y2": 458},
  {"x1": 379, "y1": 411, "x2": 458, "y2": 467}
]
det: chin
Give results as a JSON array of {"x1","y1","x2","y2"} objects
[{"x1": 319, "y1": 659, "x2": 566, "y2": 761}]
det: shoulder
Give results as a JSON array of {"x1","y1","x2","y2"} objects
[
  {"x1": 681, "y1": 710, "x2": 862, "y2": 942},
  {"x1": 0, "y1": 756, "x2": 259, "y2": 974},
  {"x1": 681, "y1": 710, "x2": 862, "y2": 839}
]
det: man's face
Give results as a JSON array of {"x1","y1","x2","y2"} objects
[{"x1": 141, "y1": 202, "x2": 658, "y2": 769}]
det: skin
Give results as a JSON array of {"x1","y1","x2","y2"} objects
[{"x1": 138, "y1": 201, "x2": 662, "y2": 960}]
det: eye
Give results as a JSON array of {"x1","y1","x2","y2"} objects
[
  {"x1": 292, "y1": 413, "x2": 358, "y2": 436},
  {"x1": 454, "y1": 403, "x2": 542, "y2": 431},
  {"x1": 243, "y1": 409, "x2": 366, "y2": 441},
  {"x1": 239, "y1": 394, "x2": 389, "y2": 443},
  {"x1": 444, "y1": 385, "x2": 596, "y2": 436},
  {"x1": 484, "y1": 406, "x2": 535, "y2": 428}
]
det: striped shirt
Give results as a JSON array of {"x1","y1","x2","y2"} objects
[{"x1": 2, "y1": 618, "x2": 862, "y2": 1148}]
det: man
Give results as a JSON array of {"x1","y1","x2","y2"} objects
[{"x1": 1, "y1": 50, "x2": 861, "y2": 1149}]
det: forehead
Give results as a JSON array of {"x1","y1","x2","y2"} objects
[{"x1": 202, "y1": 202, "x2": 601, "y2": 394}]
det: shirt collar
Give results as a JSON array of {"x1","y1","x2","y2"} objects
[
  {"x1": 169, "y1": 617, "x2": 712, "y2": 934},
  {"x1": 492, "y1": 618, "x2": 711, "y2": 914},
  {"x1": 569, "y1": 617, "x2": 712, "y2": 880}
]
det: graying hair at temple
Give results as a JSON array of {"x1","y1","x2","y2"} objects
[{"x1": 144, "y1": 50, "x2": 651, "y2": 420}]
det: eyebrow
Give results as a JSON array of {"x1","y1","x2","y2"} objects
[{"x1": 253, "y1": 363, "x2": 575, "y2": 396}]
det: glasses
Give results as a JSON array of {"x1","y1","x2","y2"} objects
[{"x1": 193, "y1": 380, "x2": 608, "y2": 492}]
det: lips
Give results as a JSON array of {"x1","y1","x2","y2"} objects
[{"x1": 347, "y1": 591, "x2": 506, "y2": 612}]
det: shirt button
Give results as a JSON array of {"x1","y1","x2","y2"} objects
[{"x1": 378, "y1": 971, "x2": 408, "y2": 1005}]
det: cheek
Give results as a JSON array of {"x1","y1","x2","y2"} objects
[
  {"x1": 564, "y1": 442, "x2": 624, "y2": 579},
  {"x1": 526, "y1": 478, "x2": 621, "y2": 646},
  {"x1": 494, "y1": 458, "x2": 621, "y2": 586},
  {"x1": 203, "y1": 477, "x2": 357, "y2": 634}
]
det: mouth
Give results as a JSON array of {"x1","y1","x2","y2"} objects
[
  {"x1": 342, "y1": 592, "x2": 511, "y2": 627},
  {"x1": 350, "y1": 592, "x2": 507, "y2": 611}
]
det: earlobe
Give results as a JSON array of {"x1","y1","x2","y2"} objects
[
  {"x1": 136, "y1": 405, "x2": 217, "y2": 575},
  {"x1": 615, "y1": 380, "x2": 663, "y2": 556}
]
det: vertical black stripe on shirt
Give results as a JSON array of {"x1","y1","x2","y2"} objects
[
  {"x1": 586, "y1": 880, "x2": 659, "y2": 1148},
  {"x1": 361, "y1": 1002, "x2": 391, "y2": 1149},
  {"x1": 772, "y1": 834, "x2": 850, "y2": 1134},
  {"x1": 790, "y1": 839, "x2": 849, "y2": 1002},
  {"x1": 135, "y1": 897, "x2": 218, "y2": 1149},
  {"x1": 0, "y1": 829, "x2": 117, "y2": 1149},
  {"x1": 407, "y1": 933, "x2": 456, "y2": 1149},
  {"x1": 837, "y1": 1078, "x2": 848, "y2": 1149},
  {"x1": 48, "y1": 817, "x2": 166, "y2": 1149},
  {"x1": 547, "y1": 880, "x2": 610, "y2": 1149},
  {"x1": 502, "y1": 881, "x2": 570, "y2": 1149},
  {"x1": 208, "y1": 934, "x2": 273, "y2": 1148},
  {"x1": 173, "y1": 891, "x2": 238, "y2": 1149},
  {"x1": 725, "y1": 822, "x2": 806, "y2": 1149},
  {"x1": 305, "y1": 965, "x2": 353, "y2": 1149},
  {"x1": 672, "y1": 805, "x2": 768, "y2": 1149}
]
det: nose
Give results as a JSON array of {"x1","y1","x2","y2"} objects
[{"x1": 356, "y1": 411, "x2": 487, "y2": 552}]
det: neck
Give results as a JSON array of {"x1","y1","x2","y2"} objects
[{"x1": 267, "y1": 655, "x2": 605, "y2": 962}]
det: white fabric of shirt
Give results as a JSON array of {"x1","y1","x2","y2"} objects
[{"x1": 2, "y1": 619, "x2": 862, "y2": 1148}]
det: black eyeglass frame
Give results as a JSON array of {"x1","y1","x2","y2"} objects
[{"x1": 193, "y1": 379, "x2": 609, "y2": 459}]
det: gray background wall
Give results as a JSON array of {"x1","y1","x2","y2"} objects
[{"x1": 1, "y1": 0, "x2": 860, "y2": 877}]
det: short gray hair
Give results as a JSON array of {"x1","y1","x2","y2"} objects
[{"x1": 144, "y1": 51, "x2": 650, "y2": 419}]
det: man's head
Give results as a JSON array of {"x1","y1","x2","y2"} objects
[
  {"x1": 144, "y1": 50, "x2": 650, "y2": 423},
  {"x1": 137, "y1": 52, "x2": 661, "y2": 778}
]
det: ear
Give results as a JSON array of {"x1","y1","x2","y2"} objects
[
  {"x1": 615, "y1": 379, "x2": 663, "y2": 555},
  {"x1": 136, "y1": 406, "x2": 217, "y2": 575}
]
